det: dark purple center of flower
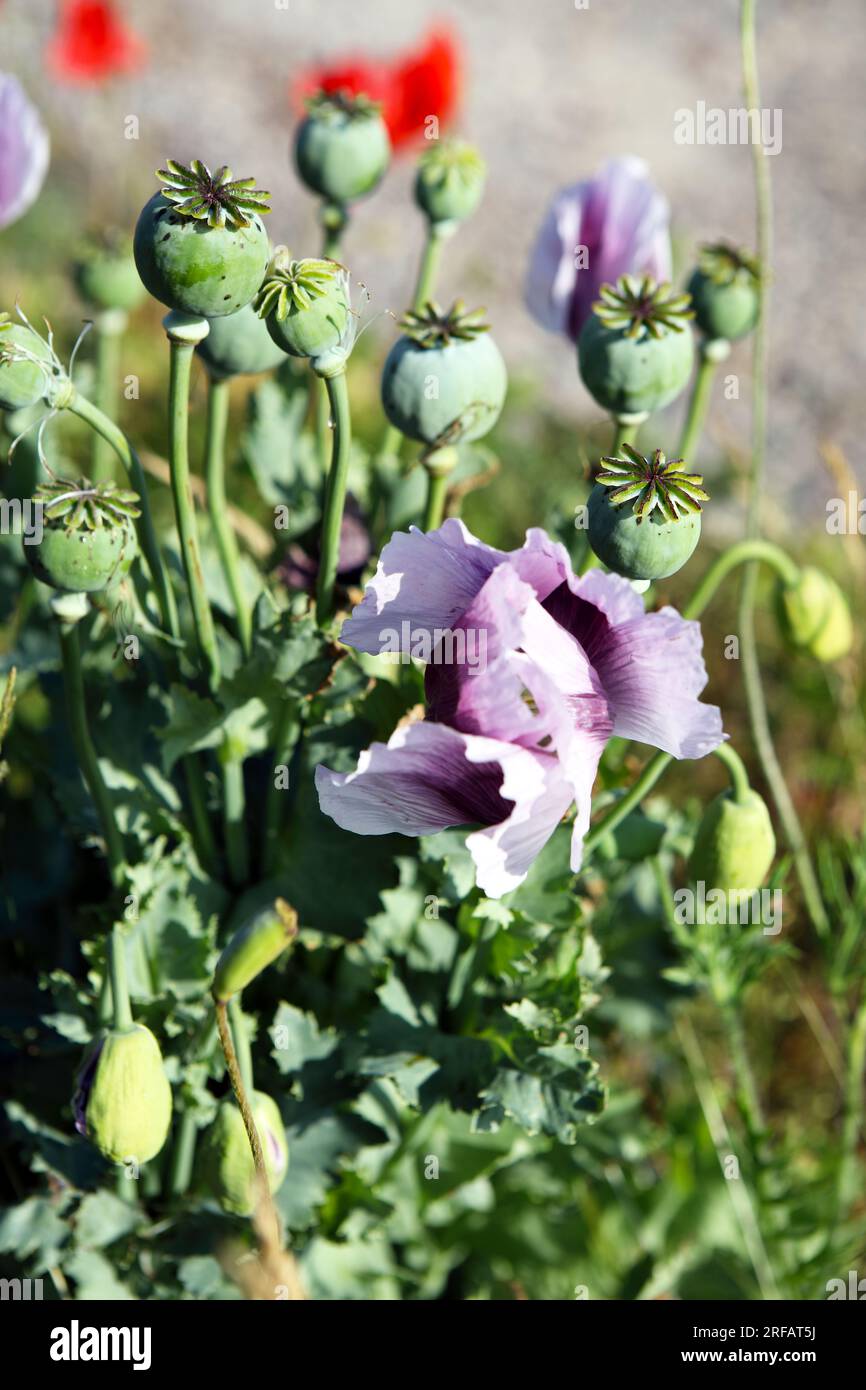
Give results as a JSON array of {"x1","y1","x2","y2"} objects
[{"x1": 540, "y1": 582, "x2": 612, "y2": 667}]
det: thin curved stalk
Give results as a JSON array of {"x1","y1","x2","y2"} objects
[
  {"x1": 678, "y1": 345, "x2": 719, "y2": 461},
  {"x1": 738, "y1": 0, "x2": 829, "y2": 939}
]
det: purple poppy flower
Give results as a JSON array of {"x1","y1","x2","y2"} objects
[
  {"x1": 72, "y1": 1035, "x2": 104, "y2": 1136},
  {"x1": 0, "y1": 73, "x2": 50, "y2": 231},
  {"x1": 315, "y1": 521, "x2": 724, "y2": 897},
  {"x1": 525, "y1": 156, "x2": 671, "y2": 342}
]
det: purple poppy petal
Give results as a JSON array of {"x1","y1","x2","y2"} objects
[
  {"x1": 340, "y1": 518, "x2": 505, "y2": 655},
  {"x1": 0, "y1": 74, "x2": 50, "y2": 231},
  {"x1": 525, "y1": 156, "x2": 672, "y2": 342},
  {"x1": 315, "y1": 720, "x2": 573, "y2": 898},
  {"x1": 544, "y1": 572, "x2": 722, "y2": 758}
]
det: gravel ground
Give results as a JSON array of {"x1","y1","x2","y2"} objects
[{"x1": 3, "y1": 0, "x2": 864, "y2": 516}]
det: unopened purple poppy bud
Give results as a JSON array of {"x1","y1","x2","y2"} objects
[
  {"x1": 525, "y1": 157, "x2": 671, "y2": 343},
  {"x1": 74, "y1": 1024, "x2": 172, "y2": 1165}
]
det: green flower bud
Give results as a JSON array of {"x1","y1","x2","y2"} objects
[
  {"x1": 687, "y1": 242, "x2": 760, "y2": 343},
  {"x1": 134, "y1": 159, "x2": 271, "y2": 318},
  {"x1": 74, "y1": 1024, "x2": 173, "y2": 1166},
  {"x1": 213, "y1": 899, "x2": 298, "y2": 1002},
  {"x1": 0, "y1": 314, "x2": 53, "y2": 411},
  {"x1": 254, "y1": 256, "x2": 350, "y2": 366},
  {"x1": 199, "y1": 1093, "x2": 288, "y2": 1215},
  {"x1": 73, "y1": 232, "x2": 147, "y2": 314},
  {"x1": 195, "y1": 302, "x2": 287, "y2": 379},
  {"x1": 414, "y1": 141, "x2": 486, "y2": 226},
  {"x1": 295, "y1": 91, "x2": 390, "y2": 205},
  {"x1": 24, "y1": 478, "x2": 139, "y2": 593},
  {"x1": 587, "y1": 446, "x2": 708, "y2": 580},
  {"x1": 381, "y1": 300, "x2": 507, "y2": 448},
  {"x1": 688, "y1": 788, "x2": 776, "y2": 898},
  {"x1": 578, "y1": 275, "x2": 695, "y2": 418},
  {"x1": 775, "y1": 567, "x2": 853, "y2": 663}
]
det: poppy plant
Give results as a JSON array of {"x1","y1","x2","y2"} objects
[
  {"x1": 316, "y1": 521, "x2": 723, "y2": 897},
  {"x1": 46, "y1": 0, "x2": 147, "y2": 84},
  {"x1": 294, "y1": 25, "x2": 460, "y2": 151}
]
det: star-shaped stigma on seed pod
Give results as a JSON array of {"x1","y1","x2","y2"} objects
[
  {"x1": 156, "y1": 159, "x2": 271, "y2": 230},
  {"x1": 592, "y1": 274, "x2": 694, "y2": 339},
  {"x1": 596, "y1": 444, "x2": 709, "y2": 523},
  {"x1": 305, "y1": 89, "x2": 384, "y2": 120},
  {"x1": 253, "y1": 255, "x2": 342, "y2": 320},
  {"x1": 696, "y1": 241, "x2": 761, "y2": 286},
  {"x1": 36, "y1": 477, "x2": 141, "y2": 530},
  {"x1": 400, "y1": 299, "x2": 489, "y2": 348}
]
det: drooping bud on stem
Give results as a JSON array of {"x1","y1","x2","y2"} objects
[{"x1": 212, "y1": 899, "x2": 298, "y2": 1003}]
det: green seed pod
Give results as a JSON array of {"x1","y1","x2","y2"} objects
[
  {"x1": 74, "y1": 1024, "x2": 173, "y2": 1166},
  {"x1": 295, "y1": 91, "x2": 390, "y2": 205},
  {"x1": 134, "y1": 159, "x2": 271, "y2": 318},
  {"x1": 578, "y1": 275, "x2": 695, "y2": 418},
  {"x1": 687, "y1": 242, "x2": 760, "y2": 343},
  {"x1": 24, "y1": 477, "x2": 139, "y2": 593},
  {"x1": 213, "y1": 899, "x2": 298, "y2": 1002},
  {"x1": 0, "y1": 314, "x2": 53, "y2": 411},
  {"x1": 255, "y1": 255, "x2": 350, "y2": 365},
  {"x1": 587, "y1": 446, "x2": 708, "y2": 581},
  {"x1": 381, "y1": 300, "x2": 507, "y2": 448},
  {"x1": 73, "y1": 232, "x2": 147, "y2": 314},
  {"x1": 775, "y1": 566, "x2": 853, "y2": 663},
  {"x1": 414, "y1": 141, "x2": 486, "y2": 226},
  {"x1": 199, "y1": 1092, "x2": 288, "y2": 1215},
  {"x1": 196, "y1": 302, "x2": 287, "y2": 379},
  {"x1": 688, "y1": 788, "x2": 776, "y2": 898}
]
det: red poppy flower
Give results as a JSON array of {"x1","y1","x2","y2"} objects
[
  {"x1": 294, "y1": 25, "x2": 461, "y2": 152},
  {"x1": 46, "y1": 1, "x2": 147, "y2": 84}
]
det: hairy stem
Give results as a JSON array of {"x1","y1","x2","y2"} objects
[
  {"x1": 204, "y1": 375, "x2": 251, "y2": 657},
  {"x1": 166, "y1": 1107, "x2": 198, "y2": 1198},
  {"x1": 108, "y1": 922, "x2": 133, "y2": 1032},
  {"x1": 91, "y1": 313, "x2": 126, "y2": 484},
  {"x1": 713, "y1": 742, "x2": 752, "y2": 803},
  {"x1": 681, "y1": 538, "x2": 798, "y2": 620}
]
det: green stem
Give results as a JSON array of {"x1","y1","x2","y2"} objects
[
  {"x1": 678, "y1": 342, "x2": 722, "y2": 461},
  {"x1": 582, "y1": 749, "x2": 672, "y2": 862},
  {"x1": 91, "y1": 312, "x2": 126, "y2": 484},
  {"x1": 204, "y1": 375, "x2": 251, "y2": 657},
  {"x1": 221, "y1": 749, "x2": 249, "y2": 888},
  {"x1": 315, "y1": 369, "x2": 352, "y2": 626},
  {"x1": 57, "y1": 614, "x2": 126, "y2": 883},
  {"x1": 412, "y1": 221, "x2": 447, "y2": 311},
  {"x1": 713, "y1": 742, "x2": 752, "y2": 803},
  {"x1": 738, "y1": 0, "x2": 829, "y2": 941},
  {"x1": 166, "y1": 1107, "x2": 198, "y2": 1198},
  {"x1": 718, "y1": 994, "x2": 766, "y2": 1142},
  {"x1": 376, "y1": 221, "x2": 449, "y2": 469},
  {"x1": 681, "y1": 538, "x2": 798, "y2": 620},
  {"x1": 423, "y1": 468, "x2": 451, "y2": 532},
  {"x1": 611, "y1": 417, "x2": 642, "y2": 456},
  {"x1": 229, "y1": 995, "x2": 254, "y2": 1098},
  {"x1": 108, "y1": 922, "x2": 132, "y2": 1031},
  {"x1": 262, "y1": 705, "x2": 299, "y2": 877},
  {"x1": 166, "y1": 331, "x2": 221, "y2": 692},
  {"x1": 316, "y1": 205, "x2": 347, "y2": 472},
  {"x1": 68, "y1": 389, "x2": 178, "y2": 638}
]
